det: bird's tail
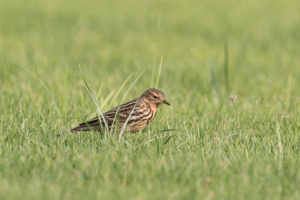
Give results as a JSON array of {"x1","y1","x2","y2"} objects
[
  {"x1": 70, "y1": 122, "x2": 99, "y2": 133},
  {"x1": 70, "y1": 126, "x2": 90, "y2": 132}
]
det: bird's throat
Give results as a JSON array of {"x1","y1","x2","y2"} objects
[{"x1": 143, "y1": 98, "x2": 158, "y2": 113}]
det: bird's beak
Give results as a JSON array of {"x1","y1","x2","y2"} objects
[{"x1": 162, "y1": 100, "x2": 170, "y2": 105}]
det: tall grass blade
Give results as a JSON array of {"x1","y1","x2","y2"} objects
[
  {"x1": 96, "y1": 81, "x2": 104, "y2": 99},
  {"x1": 109, "y1": 73, "x2": 134, "y2": 108},
  {"x1": 155, "y1": 57, "x2": 163, "y2": 88},
  {"x1": 223, "y1": 41, "x2": 229, "y2": 93},
  {"x1": 276, "y1": 121, "x2": 283, "y2": 159},
  {"x1": 110, "y1": 73, "x2": 134, "y2": 134},
  {"x1": 150, "y1": 58, "x2": 156, "y2": 87},
  {"x1": 118, "y1": 71, "x2": 144, "y2": 141},
  {"x1": 79, "y1": 66, "x2": 108, "y2": 132},
  {"x1": 210, "y1": 60, "x2": 221, "y2": 98}
]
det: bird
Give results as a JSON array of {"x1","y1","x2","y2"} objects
[{"x1": 70, "y1": 88, "x2": 170, "y2": 133}]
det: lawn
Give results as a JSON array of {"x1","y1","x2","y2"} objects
[{"x1": 1, "y1": 0, "x2": 300, "y2": 199}]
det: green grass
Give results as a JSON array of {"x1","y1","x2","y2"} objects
[{"x1": 1, "y1": 0, "x2": 300, "y2": 199}]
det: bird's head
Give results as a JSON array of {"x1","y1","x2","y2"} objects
[{"x1": 141, "y1": 88, "x2": 170, "y2": 106}]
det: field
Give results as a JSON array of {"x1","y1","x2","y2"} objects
[{"x1": 1, "y1": 0, "x2": 300, "y2": 199}]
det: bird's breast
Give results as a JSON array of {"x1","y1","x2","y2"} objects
[{"x1": 124, "y1": 102, "x2": 157, "y2": 132}]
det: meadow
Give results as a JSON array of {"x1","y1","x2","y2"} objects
[{"x1": 1, "y1": 0, "x2": 300, "y2": 199}]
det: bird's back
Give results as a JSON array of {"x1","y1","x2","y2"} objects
[{"x1": 70, "y1": 98, "x2": 156, "y2": 133}]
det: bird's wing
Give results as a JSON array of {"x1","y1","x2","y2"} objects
[{"x1": 76, "y1": 98, "x2": 140, "y2": 130}]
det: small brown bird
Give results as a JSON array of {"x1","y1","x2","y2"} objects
[{"x1": 70, "y1": 88, "x2": 170, "y2": 133}]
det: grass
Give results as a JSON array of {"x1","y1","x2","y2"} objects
[{"x1": 1, "y1": 0, "x2": 300, "y2": 199}]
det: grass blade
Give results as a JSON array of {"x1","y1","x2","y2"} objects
[
  {"x1": 118, "y1": 71, "x2": 144, "y2": 141},
  {"x1": 155, "y1": 57, "x2": 163, "y2": 88},
  {"x1": 79, "y1": 66, "x2": 108, "y2": 132},
  {"x1": 223, "y1": 41, "x2": 229, "y2": 93},
  {"x1": 210, "y1": 60, "x2": 221, "y2": 98}
]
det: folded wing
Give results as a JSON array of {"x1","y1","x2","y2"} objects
[{"x1": 70, "y1": 99, "x2": 139, "y2": 132}]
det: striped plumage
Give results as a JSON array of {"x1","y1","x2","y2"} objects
[{"x1": 70, "y1": 88, "x2": 170, "y2": 133}]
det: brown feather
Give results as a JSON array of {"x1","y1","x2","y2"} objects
[{"x1": 70, "y1": 88, "x2": 169, "y2": 133}]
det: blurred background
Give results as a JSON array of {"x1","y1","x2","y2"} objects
[{"x1": 1, "y1": 0, "x2": 299, "y2": 104}]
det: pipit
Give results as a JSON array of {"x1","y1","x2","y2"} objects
[{"x1": 70, "y1": 88, "x2": 170, "y2": 133}]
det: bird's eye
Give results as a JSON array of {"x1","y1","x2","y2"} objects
[{"x1": 153, "y1": 95, "x2": 158, "y2": 99}]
